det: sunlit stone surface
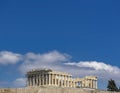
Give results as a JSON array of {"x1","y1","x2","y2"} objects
[{"x1": 26, "y1": 69, "x2": 97, "y2": 89}]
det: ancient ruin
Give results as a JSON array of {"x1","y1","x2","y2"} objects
[
  {"x1": 26, "y1": 69, "x2": 97, "y2": 89},
  {"x1": 0, "y1": 69, "x2": 120, "y2": 93}
]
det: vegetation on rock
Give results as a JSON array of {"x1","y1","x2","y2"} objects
[{"x1": 107, "y1": 79, "x2": 120, "y2": 92}]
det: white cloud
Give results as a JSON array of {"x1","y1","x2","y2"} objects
[
  {"x1": 13, "y1": 78, "x2": 26, "y2": 87},
  {"x1": 65, "y1": 61, "x2": 120, "y2": 74},
  {"x1": 0, "y1": 51, "x2": 22, "y2": 65},
  {"x1": 64, "y1": 61, "x2": 120, "y2": 87},
  {"x1": 19, "y1": 50, "x2": 70, "y2": 73},
  {"x1": 18, "y1": 51, "x2": 120, "y2": 80},
  {"x1": 1, "y1": 50, "x2": 120, "y2": 88},
  {"x1": 18, "y1": 51, "x2": 120, "y2": 88}
]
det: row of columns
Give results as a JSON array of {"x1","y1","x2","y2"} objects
[
  {"x1": 27, "y1": 73, "x2": 97, "y2": 89},
  {"x1": 27, "y1": 73, "x2": 75, "y2": 87},
  {"x1": 89, "y1": 79, "x2": 97, "y2": 89},
  {"x1": 75, "y1": 79, "x2": 97, "y2": 89},
  {"x1": 84, "y1": 79, "x2": 97, "y2": 89}
]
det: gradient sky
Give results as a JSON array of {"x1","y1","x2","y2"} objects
[{"x1": 0, "y1": 0, "x2": 120, "y2": 89}]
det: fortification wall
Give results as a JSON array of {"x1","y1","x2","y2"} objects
[{"x1": 0, "y1": 87, "x2": 120, "y2": 93}]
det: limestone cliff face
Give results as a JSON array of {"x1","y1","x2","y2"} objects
[{"x1": 0, "y1": 87, "x2": 120, "y2": 93}]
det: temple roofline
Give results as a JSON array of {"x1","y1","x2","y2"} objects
[{"x1": 26, "y1": 69, "x2": 98, "y2": 89}]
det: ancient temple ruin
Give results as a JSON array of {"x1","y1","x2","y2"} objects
[{"x1": 26, "y1": 69, "x2": 97, "y2": 89}]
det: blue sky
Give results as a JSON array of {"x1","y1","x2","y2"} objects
[{"x1": 0, "y1": 0, "x2": 120, "y2": 89}]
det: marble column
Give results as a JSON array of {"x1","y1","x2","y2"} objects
[
  {"x1": 67, "y1": 76, "x2": 69, "y2": 87},
  {"x1": 28, "y1": 78, "x2": 30, "y2": 86},
  {"x1": 61, "y1": 75, "x2": 63, "y2": 87},
  {"x1": 37, "y1": 75, "x2": 39, "y2": 86},
  {"x1": 89, "y1": 80, "x2": 91, "y2": 88},
  {"x1": 95, "y1": 80, "x2": 97, "y2": 89},
  {"x1": 35, "y1": 75, "x2": 37, "y2": 86},
  {"x1": 48, "y1": 74, "x2": 51, "y2": 85},
  {"x1": 92, "y1": 79, "x2": 93, "y2": 88},
  {"x1": 50, "y1": 74, "x2": 52, "y2": 85},
  {"x1": 41, "y1": 74, "x2": 42, "y2": 85},
  {"x1": 39, "y1": 75, "x2": 41, "y2": 86},
  {"x1": 94, "y1": 80, "x2": 96, "y2": 88},
  {"x1": 68, "y1": 77, "x2": 70, "y2": 87},
  {"x1": 69, "y1": 77, "x2": 72, "y2": 87},
  {"x1": 29, "y1": 77, "x2": 31, "y2": 86},
  {"x1": 58, "y1": 74, "x2": 60, "y2": 86},
  {"x1": 31, "y1": 76, "x2": 33, "y2": 86},
  {"x1": 55, "y1": 74, "x2": 57, "y2": 86},
  {"x1": 93, "y1": 80, "x2": 95, "y2": 88},
  {"x1": 27, "y1": 76, "x2": 29, "y2": 86},
  {"x1": 44, "y1": 74, "x2": 46, "y2": 85},
  {"x1": 33, "y1": 75, "x2": 35, "y2": 86},
  {"x1": 47, "y1": 74, "x2": 49, "y2": 85},
  {"x1": 51, "y1": 74, "x2": 53, "y2": 85},
  {"x1": 90, "y1": 79, "x2": 92, "y2": 88},
  {"x1": 64, "y1": 75, "x2": 66, "y2": 87},
  {"x1": 42, "y1": 74, "x2": 45, "y2": 85},
  {"x1": 37, "y1": 75, "x2": 38, "y2": 86},
  {"x1": 73, "y1": 81, "x2": 75, "y2": 88},
  {"x1": 53, "y1": 74, "x2": 54, "y2": 85},
  {"x1": 46, "y1": 74, "x2": 48, "y2": 85},
  {"x1": 45, "y1": 74, "x2": 48, "y2": 85}
]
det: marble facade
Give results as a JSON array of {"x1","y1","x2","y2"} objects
[{"x1": 26, "y1": 69, "x2": 97, "y2": 89}]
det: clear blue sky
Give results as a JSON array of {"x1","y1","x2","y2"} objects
[{"x1": 0, "y1": 0, "x2": 120, "y2": 89}]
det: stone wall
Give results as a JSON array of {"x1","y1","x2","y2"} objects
[{"x1": 0, "y1": 87, "x2": 120, "y2": 93}]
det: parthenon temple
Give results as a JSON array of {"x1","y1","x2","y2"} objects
[{"x1": 26, "y1": 69, "x2": 97, "y2": 89}]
